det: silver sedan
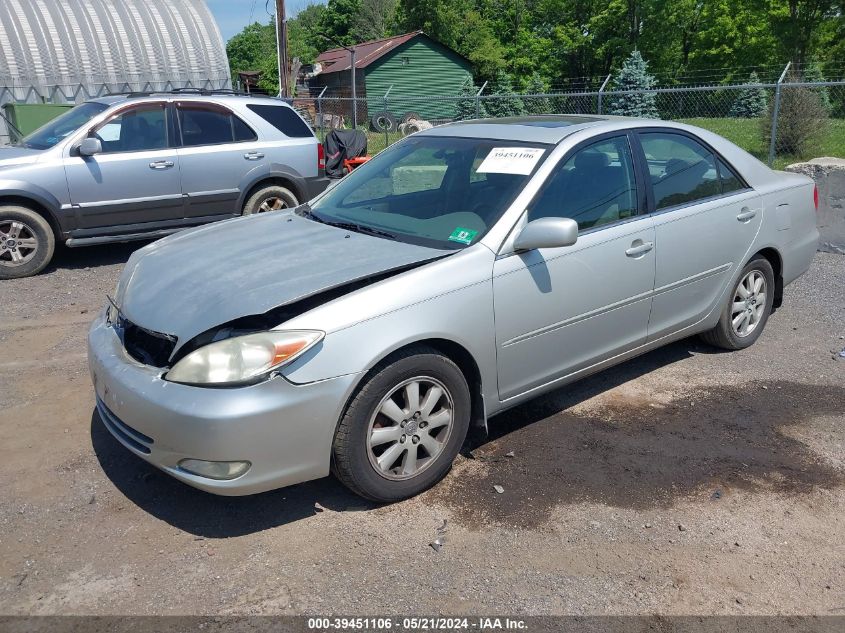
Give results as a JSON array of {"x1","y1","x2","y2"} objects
[{"x1": 88, "y1": 115, "x2": 819, "y2": 501}]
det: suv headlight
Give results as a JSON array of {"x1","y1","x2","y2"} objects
[{"x1": 165, "y1": 330, "x2": 323, "y2": 386}]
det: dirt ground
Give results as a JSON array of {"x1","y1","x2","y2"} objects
[{"x1": 0, "y1": 245, "x2": 843, "y2": 616}]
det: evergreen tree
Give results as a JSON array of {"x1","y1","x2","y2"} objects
[
  {"x1": 729, "y1": 72, "x2": 768, "y2": 118},
  {"x1": 609, "y1": 51, "x2": 659, "y2": 119},
  {"x1": 455, "y1": 79, "x2": 487, "y2": 120},
  {"x1": 485, "y1": 70, "x2": 526, "y2": 118},
  {"x1": 802, "y1": 63, "x2": 832, "y2": 113},
  {"x1": 525, "y1": 72, "x2": 551, "y2": 115}
]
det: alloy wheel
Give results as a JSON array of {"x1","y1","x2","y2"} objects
[
  {"x1": 731, "y1": 269, "x2": 767, "y2": 337},
  {"x1": 258, "y1": 196, "x2": 287, "y2": 213},
  {"x1": 366, "y1": 376, "x2": 454, "y2": 481},
  {"x1": 0, "y1": 220, "x2": 39, "y2": 267}
]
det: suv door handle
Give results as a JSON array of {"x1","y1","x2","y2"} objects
[
  {"x1": 736, "y1": 207, "x2": 757, "y2": 222},
  {"x1": 149, "y1": 160, "x2": 174, "y2": 170},
  {"x1": 244, "y1": 152, "x2": 265, "y2": 160},
  {"x1": 625, "y1": 241, "x2": 654, "y2": 257}
]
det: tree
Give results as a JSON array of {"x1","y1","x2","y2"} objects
[
  {"x1": 455, "y1": 79, "x2": 486, "y2": 120},
  {"x1": 353, "y1": 0, "x2": 398, "y2": 41},
  {"x1": 485, "y1": 70, "x2": 526, "y2": 118},
  {"x1": 226, "y1": 21, "x2": 280, "y2": 94},
  {"x1": 729, "y1": 72, "x2": 768, "y2": 118},
  {"x1": 762, "y1": 71, "x2": 828, "y2": 157},
  {"x1": 525, "y1": 72, "x2": 551, "y2": 114},
  {"x1": 609, "y1": 50, "x2": 659, "y2": 118},
  {"x1": 318, "y1": 0, "x2": 362, "y2": 47}
]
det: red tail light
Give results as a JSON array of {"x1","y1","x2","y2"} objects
[
  {"x1": 813, "y1": 184, "x2": 819, "y2": 210},
  {"x1": 317, "y1": 143, "x2": 325, "y2": 171}
]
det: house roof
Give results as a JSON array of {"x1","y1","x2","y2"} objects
[{"x1": 315, "y1": 31, "x2": 425, "y2": 74}]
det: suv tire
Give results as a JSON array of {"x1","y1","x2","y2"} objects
[
  {"x1": 242, "y1": 185, "x2": 299, "y2": 215},
  {"x1": 0, "y1": 206, "x2": 55, "y2": 279},
  {"x1": 332, "y1": 347, "x2": 471, "y2": 502}
]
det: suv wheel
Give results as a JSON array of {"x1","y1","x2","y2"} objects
[
  {"x1": 0, "y1": 206, "x2": 55, "y2": 279},
  {"x1": 242, "y1": 185, "x2": 299, "y2": 216},
  {"x1": 332, "y1": 347, "x2": 471, "y2": 502}
]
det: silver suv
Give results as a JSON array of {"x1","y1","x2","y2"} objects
[{"x1": 0, "y1": 91, "x2": 328, "y2": 278}]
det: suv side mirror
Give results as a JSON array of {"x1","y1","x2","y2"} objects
[
  {"x1": 513, "y1": 217, "x2": 579, "y2": 252},
  {"x1": 78, "y1": 137, "x2": 102, "y2": 157}
]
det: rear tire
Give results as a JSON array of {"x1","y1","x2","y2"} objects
[
  {"x1": 332, "y1": 347, "x2": 471, "y2": 502},
  {"x1": 700, "y1": 255, "x2": 774, "y2": 350},
  {"x1": 242, "y1": 185, "x2": 299, "y2": 216},
  {"x1": 0, "y1": 206, "x2": 55, "y2": 279}
]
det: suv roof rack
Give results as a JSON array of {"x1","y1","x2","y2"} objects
[{"x1": 102, "y1": 88, "x2": 282, "y2": 99}]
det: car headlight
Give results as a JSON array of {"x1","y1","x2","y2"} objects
[{"x1": 165, "y1": 330, "x2": 323, "y2": 386}]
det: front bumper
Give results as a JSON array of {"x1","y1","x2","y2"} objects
[{"x1": 87, "y1": 312, "x2": 361, "y2": 495}]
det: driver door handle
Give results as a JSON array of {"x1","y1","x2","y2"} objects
[
  {"x1": 626, "y1": 241, "x2": 654, "y2": 257},
  {"x1": 736, "y1": 207, "x2": 757, "y2": 222},
  {"x1": 149, "y1": 160, "x2": 174, "y2": 170}
]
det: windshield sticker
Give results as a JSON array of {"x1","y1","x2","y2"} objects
[
  {"x1": 448, "y1": 227, "x2": 479, "y2": 245},
  {"x1": 476, "y1": 147, "x2": 545, "y2": 175}
]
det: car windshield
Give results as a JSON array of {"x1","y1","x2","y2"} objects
[
  {"x1": 308, "y1": 136, "x2": 551, "y2": 249},
  {"x1": 16, "y1": 101, "x2": 109, "y2": 149}
]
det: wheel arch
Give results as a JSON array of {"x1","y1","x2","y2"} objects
[
  {"x1": 0, "y1": 194, "x2": 63, "y2": 240},
  {"x1": 338, "y1": 337, "x2": 488, "y2": 441},
  {"x1": 751, "y1": 246, "x2": 784, "y2": 309}
]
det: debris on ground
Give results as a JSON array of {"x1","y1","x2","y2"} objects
[
  {"x1": 314, "y1": 502, "x2": 326, "y2": 512},
  {"x1": 678, "y1": 524, "x2": 687, "y2": 532},
  {"x1": 712, "y1": 489, "x2": 723, "y2": 500},
  {"x1": 493, "y1": 485, "x2": 505, "y2": 494},
  {"x1": 429, "y1": 537, "x2": 446, "y2": 552},
  {"x1": 505, "y1": 451, "x2": 515, "y2": 458}
]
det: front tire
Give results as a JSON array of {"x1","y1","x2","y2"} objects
[
  {"x1": 0, "y1": 206, "x2": 55, "y2": 279},
  {"x1": 332, "y1": 348, "x2": 471, "y2": 502},
  {"x1": 242, "y1": 185, "x2": 299, "y2": 216},
  {"x1": 700, "y1": 255, "x2": 775, "y2": 350}
]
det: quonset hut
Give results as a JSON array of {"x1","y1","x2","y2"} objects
[{"x1": 0, "y1": 0, "x2": 230, "y2": 106}]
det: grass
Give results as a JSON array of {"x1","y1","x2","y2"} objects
[{"x1": 678, "y1": 117, "x2": 845, "y2": 170}]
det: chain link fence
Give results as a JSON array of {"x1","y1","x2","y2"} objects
[{"x1": 297, "y1": 77, "x2": 845, "y2": 168}]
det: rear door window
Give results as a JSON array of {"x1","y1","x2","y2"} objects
[
  {"x1": 246, "y1": 104, "x2": 313, "y2": 138},
  {"x1": 177, "y1": 103, "x2": 257, "y2": 146},
  {"x1": 639, "y1": 132, "x2": 721, "y2": 210}
]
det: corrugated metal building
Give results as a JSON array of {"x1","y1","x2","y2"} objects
[
  {"x1": 0, "y1": 0, "x2": 230, "y2": 127},
  {"x1": 311, "y1": 31, "x2": 473, "y2": 123}
]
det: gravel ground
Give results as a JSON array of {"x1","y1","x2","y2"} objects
[{"x1": 0, "y1": 245, "x2": 843, "y2": 616}]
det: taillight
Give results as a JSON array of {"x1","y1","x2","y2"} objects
[
  {"x1": 317, "y1": 143, "x2": 325, "y2": 171},
  {"x1": 813, "y1": 184, "x2": 819, "y2": 210}
]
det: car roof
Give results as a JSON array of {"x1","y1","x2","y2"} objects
[{"x1": 419, "y1": 114, "x2": 632, "y2": 144}]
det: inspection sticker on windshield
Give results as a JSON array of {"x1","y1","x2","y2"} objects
[
  {"x1": 476, "y1": 147, "x2": 545, "y2": 175},
  {"x1": 448, "y1": 227, "x2": 478, "y2": 245}
]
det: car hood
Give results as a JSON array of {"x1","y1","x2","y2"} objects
[
  {"x1": 0, "y1": 145, "x2": 44, "y2": 167},
  {"x1": 116, "y1": 211, "x2": 450, "y2": 347}
]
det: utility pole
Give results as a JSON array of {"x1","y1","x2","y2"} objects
[{"x1": 275, "y1": 0, "x2": 290, "y2": 97}]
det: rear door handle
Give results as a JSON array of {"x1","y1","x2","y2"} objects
[
  {"x1": 149, "y1": 160, "x2": 174, "y2": 170},
  {"x1": 736, "y1": 207, "x2": 757, "y2": 222},
  {"x1": 244, "y1": 152, "x2": 265, "y2": 160},
  {"x1": 626, "y1": 241, "x2": 654, "y2": 257}
]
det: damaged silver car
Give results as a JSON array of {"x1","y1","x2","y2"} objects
[{"x1": 88, "y1": 115, "x2": 819, "y2": 501}]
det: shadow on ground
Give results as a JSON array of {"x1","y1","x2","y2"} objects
[
  {"x1": 46, "y1": 241, "x2": 152, "y2": 273},
  {"x1": 90, "y1": 413, "x2": 371, "y2": 538},
  {"x1": 433, "y1": 370, "x2": 845, "y2": 527}
]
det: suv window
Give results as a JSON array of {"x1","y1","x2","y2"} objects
[
  {"x1": 93, "y1": 103, "x2": 168, "y2": 153},
  {"x1": 528, "y1": 135, "x2": 638, "y2": 230},
  {"x1": 177, "y1": 103, "x2": 257, "y2": 146},
  {"x1": 639, "y1": 132, "x2": 722, "y2": 210},
  {"x1": 246, "y1": 104, "x2": 313, "y2": 138}
]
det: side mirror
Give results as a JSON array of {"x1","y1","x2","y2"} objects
[
  {"x1": 78, "y1": 137, "x2": 102, "y2": 157},
  {"x1": 513, "y1": 217, "x2": 579, "y2": 252}
]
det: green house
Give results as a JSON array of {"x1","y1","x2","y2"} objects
[{"x1": 312, "y1": 31, "x2": 473, "y2": 126}]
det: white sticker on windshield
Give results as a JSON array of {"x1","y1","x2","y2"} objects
[{"x1": 476, "y1": 147, "x2": 545, "y2": 175}]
